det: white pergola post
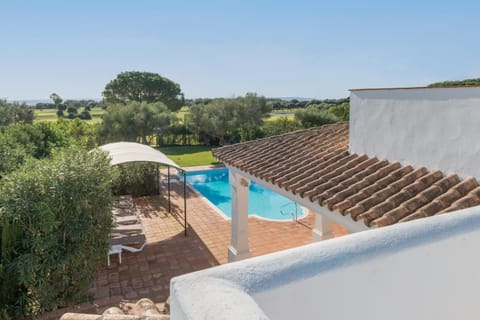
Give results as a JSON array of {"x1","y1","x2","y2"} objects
[
  {"x1": 228, "y1": 170, "x2": 251, "y2": 262},
  {"x1": 312, "y1": 214, "x2": 335, "y2": 242}
]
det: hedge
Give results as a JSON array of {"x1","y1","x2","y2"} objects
[{"x1": 0, "y1": 148, "x2": 114, "y2": 317}]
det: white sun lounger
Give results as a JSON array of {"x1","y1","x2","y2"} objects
[
  {"x1": 108, "y1": 234, "x2": 147, "y2": 266},
  {"x1": 111, "y1": 224, "x2": 143, "y2": 234},
  {"x1": 112, "y1": 207, "x2": 135, "y2": 216},
  {"x1": 114, "y1": 215, "x2": 138, "y2": 224},
  {"x1": 110, "y1": 233, "x2": 146, "y2": 246}
]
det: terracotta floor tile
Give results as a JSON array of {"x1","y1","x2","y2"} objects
[{"x1": 41, "y1": 181, "x2": 347, "y2": 318}]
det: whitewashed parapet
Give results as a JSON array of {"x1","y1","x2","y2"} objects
[{"x1": 171, "y1": 205, "x2": 480, "y2": 320}]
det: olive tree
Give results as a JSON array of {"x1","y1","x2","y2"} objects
[
  {"x1": 99, "y1": 101, "x2": 176, "y2": 145},
  {"x1": 187, "y1": 93, "x2": 271, "y2": 145},
  {"x1": 294, "y1": 105, "x2": 339, "y2": 128},
  {"x1": 0, "y1": 100, "x2": 34, "y2": 126}
]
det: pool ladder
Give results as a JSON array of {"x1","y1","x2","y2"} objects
[{"x1": 280, "y1": 202, "x2": 299, "y2": 221}]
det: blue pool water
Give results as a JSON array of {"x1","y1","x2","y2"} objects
[{"x1": 185, "y1": 169, "x2": 302, "y2": 221}]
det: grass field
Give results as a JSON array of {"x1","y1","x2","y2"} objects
[
  {"x1": 34, "y1": 108, "x2": 104, "y2": 123},
  {"x1": 159, "y1": 145, "x2": 219, "y2": 167},
  {"x1": 34, "y1": 109, "x2": 58, "y2": 121},
  {"x1": 264, "y1": 114, "x2": 295, "y2": 122}
]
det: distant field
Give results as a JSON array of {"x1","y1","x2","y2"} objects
[
  {"x1": 34, "y1": 108, "x2": 104, "y2": 123},
  {"x1": 272, "y1": 108, "x2": 299, "y2": 114},
  {"x1": 160, "y1": 145, "x2": 219, "y2": 167},
  {"x1": 265, "y1": 113, "x2": 295, "y2": 122},
  {"x1": 34, "y1": 109, "x2": 58, "y2": 121}
]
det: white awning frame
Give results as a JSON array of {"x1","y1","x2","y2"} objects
[
  {"x1": 98, "y1": 142, "x2": 182, "y2": 170},
  {"x1": 96, "y1": 141, "x2": 188, "y2": 236}
]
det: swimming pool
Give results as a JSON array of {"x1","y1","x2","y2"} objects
[{"x1": 184, "y1": 169, "x2": 303, "y2": 221}]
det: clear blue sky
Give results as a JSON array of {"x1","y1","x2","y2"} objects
[{"x1": 1, "y1": 0, "x2": 479, "y2": 100}]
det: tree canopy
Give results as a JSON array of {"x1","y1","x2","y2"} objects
[
  {"x1": 294, "y1": 105, "x2": 340, "y2": 128},
  {"x1": 99, "y1": 101, "x2": 176, "y2": 145},
  {"x1": 103, "y1": 71, "x2": 184, "y2": 111},
  {"x1": 187, "y1": 93, "x2": 271, "y2": 145},
  {"x1": 0, "y1": 100, "x2": 34, "y2": 126},
  {"x1": 428, "y1": 77, "x2": 480, "y2": 87}
]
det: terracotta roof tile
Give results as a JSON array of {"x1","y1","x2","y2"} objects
[
  {"x1": 213, "y1": 122, "x2": 480, "y2": 228},
  {"x1": 441, "y1": 186, "x2": 480, "y2": 213},
  {"x1": 328, "y1": 162, "x2": 404, "y2": 212}
]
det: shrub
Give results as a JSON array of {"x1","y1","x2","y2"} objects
[
  {"x1": 112, "y1": 162, "x2": 159, "y2": 197},
  {"x1": 262, "y1": 117, "x2": 303, "y2": 137},
  {"x1": 294, "y1": 106, "x2": 339, "y2": 128},
  {"x1": 79, "y1": 110, "x2": 92, "y2": 120},
  {"x1": 66, "y1": 112, "x2": 77, "y2": 119},
  {"x1": 1, "y1": 122, "x2": 71, "y2": 159},
  {"x1": 0, "y1": 148, "x2": 114, "y2": 316},
  {"x1": 66, "y1": 106, "x2": 78, "y2": 114},
  {"x1": 0, "y1": 132, "x2": 29, "y2": 178}
]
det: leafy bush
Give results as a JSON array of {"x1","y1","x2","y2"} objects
[
  {"x1": 66, "y1": 106, "x2": 78, "y2": 114},
  {"x1": 112, "y1": 162, "x2": 159, "y2": 197},
  {"x1": 326, "y1": 102, "x2": 349, "y2": 121},
  {"x1": 99, "y1": 101, "x2": 175, "y2": 145},
  {"x1": 0, "y1": 100, "x2": 34, "y2": 125},
  {"x1": 262, "y1": 117, "x2": 303, "y2": 137},
  {"x1": 187, "y1": 93, "x2": 271, "y2": 145},
  {"x1": 0, "y1": 121, "x2": 97, "y2": 172},
  {"x1": 0, "y1": 132, "x2": 30, "y2": 178},
  {"x1": 294, "y1": 106, "x2": 339, "y2": 128},
  {"x1": 0, "y1": 148, "x2": 114, "y2": 317},
  {"x1": 56, "y1": 119, "x2": 99, "y2": 149},
  {"x1": 79, "y1": 110, "x2": 92, "y2": 120},
  {"x1": 66, "y1": 112, "x2": 77, "y2": 119}
]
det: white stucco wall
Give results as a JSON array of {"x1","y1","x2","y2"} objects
[
  {"x1": 349, "y1": 87, "x2": 480, "y2": 179},
  {"x1": 170, "y1": 205, "x2": 480, "y2": 320}
]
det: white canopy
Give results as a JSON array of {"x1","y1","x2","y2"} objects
[{"x1": 98, "y1": 142, "x2": 182, "y2": 170}]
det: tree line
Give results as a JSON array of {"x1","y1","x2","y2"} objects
[
  {"x1": 428, "y1": 77, "x2": 480, "y2": 87},
  {"x1": 94, "y1": 71, "x2": 349, "y2": 146},
  {"x1": 3, "y1": 71, "x2": 350, "y2": 147}
]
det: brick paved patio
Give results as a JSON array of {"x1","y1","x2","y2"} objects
[{"x1": 41, "y1": 179, "x2": 347, "y2": 318}]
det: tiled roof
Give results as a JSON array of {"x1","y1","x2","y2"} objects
[{"x1": 213, "y1": 122, "x2": 480, "y2": 228}]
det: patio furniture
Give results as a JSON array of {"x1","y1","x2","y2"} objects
[
  {"x1": 112, "y1": 223, "x2": 143, "y2": 234},
  {"x1": 114, "y1": 214, "x2": 138, "y2": 224},
  {"x1": 112, "y1": 207, "x2": 135, "y2": 216},
  {"x1": 108, "y1": 245, "x2": 123, "y2": 267},
  {"x1": 110, "y1": 233, "x2": 146, "y2": 246},
  {"x1": 107, "y1": 194, "x2": 147, "y2": 266},
  {"x1": 108, "y1": 234, "x2": 147, "y2": 266},
  {"x1": 114, "y1": 195, "x2": 135, "y2": 210}
]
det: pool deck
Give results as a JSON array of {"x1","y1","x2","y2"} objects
[
  {"x1": 183, "y1": 163, "x2": 225, "y2": 172},
  {"x1": 39, "y1": 167, "x2": 347, "y2": 319}
]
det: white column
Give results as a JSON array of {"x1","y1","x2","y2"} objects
[
  {"x1": 228, "y1": 170, "x2": 251, "y2": 262},
  {"x1": 312, "y1": 213, "x2": 335, "y2": 242}
]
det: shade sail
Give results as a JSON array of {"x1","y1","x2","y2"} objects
[{"x1": 98, "y1": 142, "x2": 182, "y2": 170}]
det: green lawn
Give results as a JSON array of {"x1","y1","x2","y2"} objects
[
  {"x1": 34, "y1": 108, "x2": 104, "y2": 122},
  {"x1": 264, "y1": 114, "x2": 295, "y2": 122},
  {"x1": 34, "y1": 109, "x2": 58, "y2": 121},
  {"x1": 159, "y1": 145, "x2": 220, "y2": 167}
]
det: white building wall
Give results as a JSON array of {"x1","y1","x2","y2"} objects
[
  {"x1": 349, "y1": 87, "x2": 480, "y2": 179},
  {"x1": 171, "y1": 205, "x2": 480, "y2": 320}
]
